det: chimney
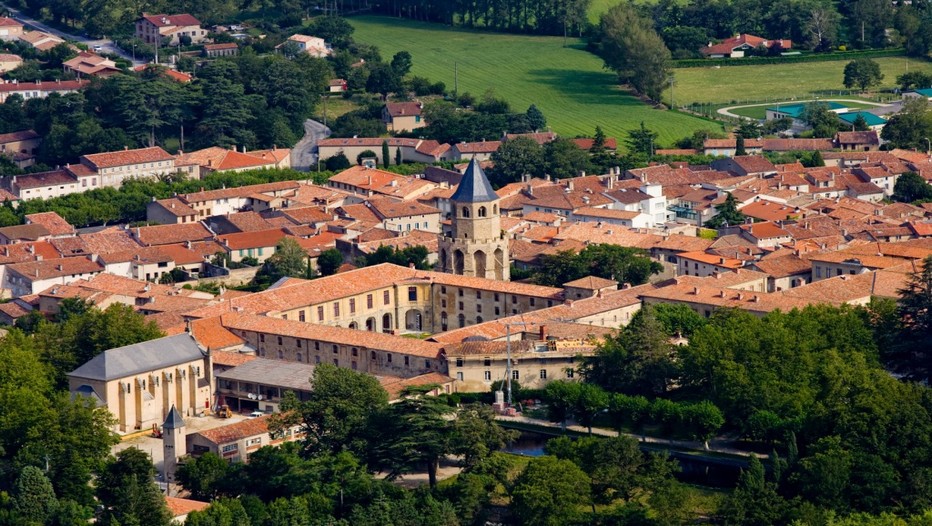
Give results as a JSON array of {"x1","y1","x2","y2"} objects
[
  {"x1": 719, "y1": 257, "x2": 726, "y2": 264},
  {"x1": 539, "y1": 324, "x2": 546, "y2": 341},
  {"x1": 692, "y1": 286, "x2": 700, "y2": 295},
  {"x1": 56, "y1": 264, "x2": 63, "y2": 271},
  {"x1": 568, "y1": 179, "x2": 574, "y2": 191},
  {"x1": 737, "y1": 292, "x2": 744, "y2": 300},
  {"x1": 752, "y1": 295, "x2": 760, "y2": 303}
]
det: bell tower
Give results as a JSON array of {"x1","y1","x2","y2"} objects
[
  {"x1": 438, "y1": 158, "x2": 509, "y2": 280},
  {"x1": 162, "y1": 404, "x2": 186, "y2": 496}
]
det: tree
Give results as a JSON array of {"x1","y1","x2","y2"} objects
[
  {"x1": 880, "y1": 98, "x2": 932, "y2": 149},
  {"x1": 317, "y1": 249, "x2": 343, "y2": 276},
  {"x1": 366, "y1": 63, "x2": 401, "y2": 98},
  {"x1": 489, "y1": 137, "x2": 544, "y2": 186},
  {"x1": 735, "y1": 134, "x2": 747, "y2": 156},
  {"x1": 896, "y1": 71, "x2": 932, "y2": 91},
  {"x1": 390, "y1": 51, "x2": 412, "y2": 77},
  {"x1": 96, "y1": 448, "x2": 172, "y2": 526},
  {"x1": 894, "y1": 255, "x2": 932, "y2": 384},
  {"x1": 591, "y1": 126, "x2": 607, "y2": 153},
  {"x1": 325, "y1": 153, "x2": 351, "y2": 171},
  {"x1": 803, "y1": 102, "x2": 843, "y2": 138},
  {"x1": 597, "y1": 3, "x2": 672, "y2": 100},
  {"x1": 381, "y1": 140, "x2": 390, "y2": 168},
  {"x1": 533, "y1": 244, "x2": 662, "y2": 288},
  {"x1": 275, "y1": 364, "x2": 389, "y2": 457},
  {"x1": 805, "y1": 3, "x2": 840, "y2": 50},
  {"x1": 705, "y1": 192, "x2": 746, "y2": 228},
  {"x1": 526, "y1": 104, "x2": 546, "y2": 131},
  {"x1": 360, "y1": 245, "x2": 431, "y2": 270},
  {"x1": 721, "y1": 456, "x2": 785, "y2": 525},
  {"x1": 543, "y1": 137, "x2": 590, "y2": 179},
  {"x1": 511, "y1": 456, "x2": 591, "y2": 526},
  {"x1": 892, "y1": 172, "x2": 932, "y2": 203},
  {"x1": 843, "y1": 59, "x2": 884, "y2": 91},
  {"x1": 374, "y1": 390, "x2": 455, "y2": 488},
  {"x1": 451, "y1": 404, "x2": 518, "y2": 470},
  {"x1": 12, "y1": 466, "x2": 58, "y2": 525},
  {"x1": 626, "y1": 121, "x2": 659, "y2": 157},
  {"x1": 255, "y1": 237, "x2": 311, "y2": 287},
  {"x1": 176, "y1": 452, "x2": 229, "y2": 501},
  {"x1": 570, "y1": 383, "x2": 610, "y2": 434},
  {"x1": 851, "y1": 114, "x2": 870, "y2": 131}
]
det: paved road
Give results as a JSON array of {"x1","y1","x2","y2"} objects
[
  {"x1": 717, "y1": 98, "x2": 891, "y2": 120},
  {"x1": 291, "y1": 118, "x2": 331, "y2": 171},
  {"x1": 2, "y1": 3, "x2": 145, "y2": 66},
  {"x1": 497, "y1": 414, "x2": 767, "y2": 459}
]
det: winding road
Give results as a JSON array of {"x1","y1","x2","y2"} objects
[
  {"x1": 717, "y1": 98, "x2": 896, "y2": 120},
  {"x1": 290, "y1": 118, "x2": 331, "y2": 171}
]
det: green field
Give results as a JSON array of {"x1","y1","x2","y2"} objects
[
  {"x1": 728, "y1": 100, "x2": 879, "y2": 119},
  {"x1": 588, "y1": 0, "x2": 624, "y2": 22},
  {"x1": 669, "y1": 57, "x2": 931, "y2": 106},
  {"x1": 349, "y1": 16, "x2": 721, "y2": 146}
]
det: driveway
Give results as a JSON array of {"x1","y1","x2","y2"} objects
[
  {"x1": 291, "y1": 118, "x2": 331, "y2": 171},
  {"x1": 3, "y1": 3, "x2": 144, "y2": 66}
]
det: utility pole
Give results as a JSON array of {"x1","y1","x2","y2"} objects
[{"x1": 503, "y1": 321, "x2": 528, "y2": 406}]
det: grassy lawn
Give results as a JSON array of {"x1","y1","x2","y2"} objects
[
  {"x1": 728, "y1": 99, "x2": 880, "y2": 119},
  {"x1": 349, "y1": 15, "x2": 721, "y2": 147},
  {"x1": 669, "y1": 56, "x2": 931, "y2": 106}
]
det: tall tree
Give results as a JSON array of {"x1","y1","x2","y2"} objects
[
  {"x1": 489, "y1": 136, "x2": 545, "y2": 186},
  {"x1": 894, "y1": 255, "x2": 932, "y2": 383},
  {"x1": 597, "y1": 3, "x2": 673, "y2": 101},
  {"x1": 843, "y1": 59, "x2": 884, "y2": 91},
  {"x1": 704, "y1": 192, "x2": 746, "y2": 228},
  {"x1": 626, "y1": 121, "x2": 659, "y2": 157},
  {"x1": 96, "y1": 448, "x2": 172, "y2": 526},
  {"x1": 511, "y1": 456, "x2": 591, "y2": 526},
  {"x1": 317, "y1": 249, "x2": 344, "y2": 276}
]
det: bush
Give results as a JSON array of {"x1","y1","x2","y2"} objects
[{"x1": 324, "y1": 153, "x2": 351, "y2": 171}]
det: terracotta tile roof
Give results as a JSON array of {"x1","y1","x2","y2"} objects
[
  {"x1": 739, "y1": 201, "x2": 801, "y2": 222},
  {"x1": 82, "y1": 146, "x2": 173, "y2": 169},
  {"x1": 505, "y1": 132, "x2": 557, "y2": 145},
  {"x1": 204, "y1": 43, "x2": 238, "y2": 51},
  {"x1": 337, "y1": 203, "x2": 381, "y2": 225},
  {"x1": 572, "y1": 137, "x2": 618, "y2": 150},
  {"x1": 7, "y1": 256, "x2": 103, "y2": 281},
  {"x1": 141, "y1": 13, "x2": 201, "y2": 27},
  {"x1": 151, "y1": 244, "x2": 204, "y2": 265},
  {"x1": 247, "y1": 147, "x2": 291, "y2": 164},
  {"x1": 181, "y1": 181, "x2": 300, "y2": 204},
  {"x1": 135, "y1": 223, "x2": 213, "y2": 246},
  {"x1": 836, "y1": 131, "x2": 879, "y2": 145},
  {"x1": 99, "y1": 246, "x2": 174, "y2": 265},
  {"x1": 319, "y1": 137, "x2": 422, "y2": 148},
  {"x1": 191, "y1": 316, "x2": 245, "y2": 351},
  {"x1": 329, "y1": 166, "x2": 435, "y2": 199},
  {"x1": 0, "y1": 129, "x2": 38, "y2": 143},
  {"x1": 165, "y1": 497, "x2": 209, "y2": 518},
  {"x1": 762, "y1": 138, "x2": 834, "y2": 151},
  {"x1": 12, "y1": 169, "x2": 76, "y2": 189},
  {"x1": 195, "y1": 415, "x2": 272, "y2": 445},
  {"x1": 0, "y1": 17, "x2": 22, "y2": 27},
  {"x1": 751, "y1": 254, "x2": 812, "y2": 277},
  {"x1": 177, "y1": 147, "x2": 278, "y2": 171},
  {"x1": 281, "y1": 206, "x2": 333, "y2": 225},
  {"x1": 51, "y1": 229, "x2": 141, "y2": 256},
  {"x1": 571, "y1": 207, "x2": 640, "y2": 220},
  {"x1": 385, "y1": 101, "x2": 423, "y2": 117},
  {"x1": 563, "y1": 275, "x2": 618, "y2": 289},
  {"x1": 522, "y1": 211, "x2": 562, "y2": 223},
  {"x1": 655, "y1": 148, "x2": 698, "y2": 156},
  {"x1": 218, "y1": 211, "x2": 274, "y2": 232},
  {"x1": 455, "y1": 141, "x2": 501, "y2": 154},
  {"x1": 153, "y1": 197, "x2": 197, "y2": 217},
  {"x1": 0, "y1": 223, "x2": 48, "y2": 241},
  {"x1": 677, "y1": 250, "x2": 745, "y2": 269},
  {"x1": 740, "y1": 221, "x2": 791, "y2": 239},
  {"x1": 368, "y1": 197, "x2": 439, "y2": 219},
  {"x1": 221, "y1": 312, "x2": 444, "y2": 358},
  {"x1": 643, "y1": 279, "x2": 814, "y2": 313},
  {"x1": 25, "y1": 212, "x2": 73, "y2": 236},
  {"x1": 0, "y1": 241, "x2": 59, "y2": 264},
  {"x1": 218, "y1": 228, "x2": 288, "y2": 250},
  {"x1": 732, "y1": 155, "x2": 777, "y2": 174},
  {"x1": 211, "y1": 350, "x2": 255, "y2": 366},
  {"x1": 415, "y1": 140, "x2": 449, "y2": 157}
]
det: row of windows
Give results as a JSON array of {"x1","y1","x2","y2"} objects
[
  {"x1": 470, "y1": 369, "x2": 572, "y2": 381},
  {"x1": 256, "y1": 335, "x2": 432, "y2": 369}
]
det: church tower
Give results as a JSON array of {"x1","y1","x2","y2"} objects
[
  {"x1": 439, "y1": 158, "x2": 510, "y2": 280},
  {"x1": 162, "y1": 404, "x2": 186, "y2": 496}
]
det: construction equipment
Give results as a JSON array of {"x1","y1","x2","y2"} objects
[{"x1": 217, "y1": 405, "x2": 232, "y2": 418}]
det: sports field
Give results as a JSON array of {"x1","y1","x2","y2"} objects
[
  {"x1": 349, "y1": 16, "x2": 722, "y2": 146},
  {"x1": 669, "y1": 57, "x2": 931, "y2": 106},
  {"x1": 726, "y1": 100, "x2": 879, "y2": 119}
]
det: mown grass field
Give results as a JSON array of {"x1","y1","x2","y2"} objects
[
  {"x1": 669, "y1": 57, "x2": 932, "y2": 106},
  {"x1": 349, "y1": 16, "x2": 722, "y2": 147},
  {"x1": 588, "y1": 0, "x2": 625, "y2": 22}
]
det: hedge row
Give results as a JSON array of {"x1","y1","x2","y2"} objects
[{"x1": 672, "y1": 48, "x2": 907, "y2": 68}]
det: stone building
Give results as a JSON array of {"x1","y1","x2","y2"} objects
[{"x1": 438, "y1": 159, "x2": 510, "y2": 280}]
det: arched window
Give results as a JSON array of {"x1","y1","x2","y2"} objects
[
  {"x1": 462, "y1": 206, "x2": 470, "y2": 218},
  {"x1": 478, "y1": 206, "x2": 487, "y2": 217}
]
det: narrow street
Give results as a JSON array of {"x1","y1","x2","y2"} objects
[
  {"x1": 2, "y1": 3, "x2": 145, "y2": 66},
  {"x1": 291, "y1": 118, "x2": 332, "y2": 171}
]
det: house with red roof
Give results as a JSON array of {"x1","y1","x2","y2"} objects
[
  {"x1": 700, "y1": 34, "x2": 792, "y2": 58},
  {"x1": 0, "y1": 17, "x2": 24, "y2": 41},
  {"x1": 135, "y1": 13, "x2": 205, "y2": 46},
  {"x1": 382, "y1": 101, "x2": 425, "y2": 132}
]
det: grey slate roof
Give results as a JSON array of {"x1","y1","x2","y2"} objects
[
  {"x1": 216, "y1": 358, "x2": 317, "y2": 392},
  {"x1": 450, "y1": 158, "x2": 497, "y2": 203},
  {"x1": 163, "y1": 404, "x2": 185, "y2": 429},
  {"x1": 68, "y1": 333, "x2": 205, "y2": 381}
]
